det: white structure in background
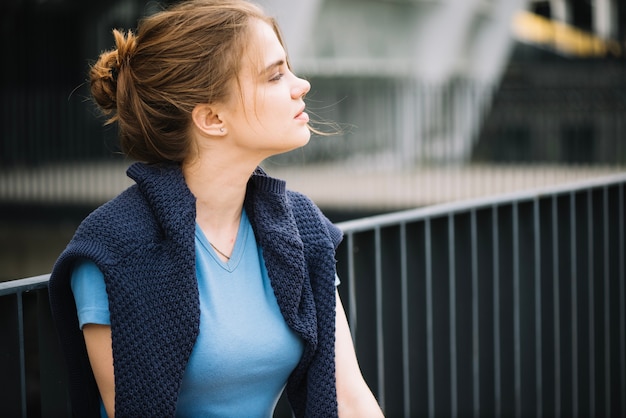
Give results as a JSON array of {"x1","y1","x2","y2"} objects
[{"x1": 257, "y1": 0, "x2": 529, "y2": 166}]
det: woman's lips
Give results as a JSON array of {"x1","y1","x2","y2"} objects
[
  {"x1": 295, "y1": 111, "x2": 309, "y2": 122},
  {"x1": 295, "y1": 106, "x2": 309, "y2": 122}
]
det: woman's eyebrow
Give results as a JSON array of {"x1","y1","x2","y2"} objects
[{"x1": 260, "y1": 59, "x2": 285, "y2": 76}]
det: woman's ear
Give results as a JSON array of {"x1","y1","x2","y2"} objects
[{"x1": 191, "y1": 103, "x2": 226, "y2": 136}]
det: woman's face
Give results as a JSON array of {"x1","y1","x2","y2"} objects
[{"x1": 220, "y1": 19, "x2": 312, "y2": 159}]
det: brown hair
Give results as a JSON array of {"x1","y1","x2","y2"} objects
[{"x1": 89, "y1": 0, "x2": 283, "y2": 164}]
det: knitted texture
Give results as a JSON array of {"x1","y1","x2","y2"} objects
[
  {"x1": 245, "y1": 172, "x2": 343, "y2": 417},
  {"x1": 49, "y1": 162, "x2": 342, "y2": 417},
  {"x1": 288, "y1": 192, "x2": 342, "y2": 417}
]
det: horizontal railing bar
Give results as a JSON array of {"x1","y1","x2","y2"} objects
[
  {"x1": 337, "y1": 173, "x2": 626, "y2": 234},
  {"x1": 0, "y1": 274, "x2": 50, "y2": 296}
]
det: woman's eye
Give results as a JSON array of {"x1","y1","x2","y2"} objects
[{"x1": 270, "y1": 73, "x2": 284, "y2": 82}]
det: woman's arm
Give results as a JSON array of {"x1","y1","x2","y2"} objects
[
  {"x1": 335, "y1": 290, "x2": 385, "y2": 417},
  {"x1": 83, "y1": 324, "x2": 116, "y2": 418}
]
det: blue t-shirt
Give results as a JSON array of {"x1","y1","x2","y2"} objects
[{"x1": 71, "y1": 210, "x2": 305, "y2": 417}]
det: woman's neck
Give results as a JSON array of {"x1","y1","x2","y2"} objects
[{"x1": 182, "y1": 154, "x2": 257, "y2": 258}]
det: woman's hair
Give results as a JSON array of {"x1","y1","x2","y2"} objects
[{"x1": 89, "y1": 0, "x2": 283, "y2": 164}]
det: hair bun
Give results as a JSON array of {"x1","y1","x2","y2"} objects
[
  {"x1": 89, "y1": 29, "x2": 137, "y2": 119},
  {"x1": 113, "y1": 28, "x2": 137, "y2": 69}
]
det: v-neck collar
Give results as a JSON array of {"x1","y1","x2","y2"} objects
[{"x1": 194, "y1": 210, "x2": 249, "y2": 273}]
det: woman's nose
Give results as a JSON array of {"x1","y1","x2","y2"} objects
[{"x1": 292, "y1": 77, "x2": 311, "y2": 99}]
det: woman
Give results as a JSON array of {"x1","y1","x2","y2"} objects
[{"x1": 48, "y1": 0, "x2": 384, "y2": 417}]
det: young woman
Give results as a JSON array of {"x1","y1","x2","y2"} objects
[{"x1": 48, "y1": 1, "x2": 384, "y2": 417}]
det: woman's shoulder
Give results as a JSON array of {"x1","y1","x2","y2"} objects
[
  {"x1": 72, "y1": 185, "x2": 160, "y2": 251},
  {"x1": 81, "y1": 185, "x2": 148, "y2": 225},
  {"x1": 285, "y1": 189, "x2": 324, "y2": 225},
  {"x1": 50, "y1": 185, "x2": 156, "y2": 293},
  {"x1": 285, "y1": 189, "x2": 343, "y2": 249}
]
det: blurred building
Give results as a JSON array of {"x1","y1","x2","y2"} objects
[
  {"x1": 260, "y1": 0, "x2": 529, "y2": 165},
  {"x1": 2, "y1": 0, "x2": 624, "y2": 169},
  {"x1": 475, "y1": 0, "x2": 626, "y2": 164},
  {"x1": 257, "y1": 0, "x2": 625, "y2": 166}
]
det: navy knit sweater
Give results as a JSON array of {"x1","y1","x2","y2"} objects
[{"x1": 48, "y1": 162, "x2": 343, "y2": 418}]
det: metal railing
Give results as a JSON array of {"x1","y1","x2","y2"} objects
[
  {"x1": 335, "y1": 173, "x2": 626, "y2": 417},
  {"x1": 0, "y1": 275, "x2": 70, "y2": 418},
  {"x1": 1, "y1": 173, "x2": 625, "y2": 417}
]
